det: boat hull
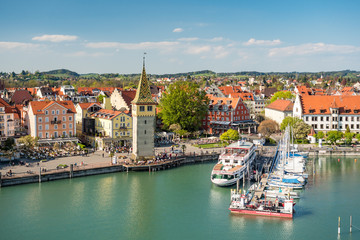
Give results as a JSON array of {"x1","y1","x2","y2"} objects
[{"x1": 229, "y1": 208, "x2": 293, "y2": 218}]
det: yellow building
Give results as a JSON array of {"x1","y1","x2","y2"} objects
[{"x1": 91, "y1": 109, "x2": 132, "y2": 150}]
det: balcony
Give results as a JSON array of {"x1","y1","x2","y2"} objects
[{"x1": 51, "y1": 120, "x2": 62, "y2": 124}]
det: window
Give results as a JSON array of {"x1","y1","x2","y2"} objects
[
  {"x1": 63, "y1": 116, "x2": 66, "y2": 122},
  {"x1": 147, "y1": 106, "x2": 152, "y2": 111},
  {"x1": 56, "y1": 110, "x2": 59, "y2": 115},
  {"x1": 45, "y1": 124, "x2": 49, "y2": 130},
  {"x1": 144, "y1": 120, "x2": 147, "y2": 124},
  {"x1": 140, "y1": 106, "x2": 145, "y2": 112},
  {"x1": 46, "y1": 132, "x2": 49, "y2": 138},
  {"x1": 320, "y1": 117, "x2": 323, "y2": 121},
  {"x1": 69, "y1": 123, "x2": 72, "y2": 129},
  {"x1": 340, "y1": 117, "x2": 343, "y2": 121},
  {"x1": 305, "y1": 116, "x2": 308, "y2": 121},
  {"x1": 127, "y1": 132, "x2": 130, "y2": 135},
  {"x1": 54, "y1": 132, "x2": 58, "y2": 138},
  {"x1": 63, "y1": 110, "x2": 65, "y2": 114},
  {"x1": 38, "y1": 125, "x2": 42, "y2": 130},
  {"x1": 45, "y1": 117, "x2": 49, "y2": 123},
  {"x1": 144, "y1": 130, "x2": 146, "y2": 134},
  {"x1": 63, "y1": 124, "x2": 66, "y2": 129},
  {"x1": 326, "y1": 117, "x2": 329, "y2": 121},
  {"x1": 39, "y1": 132, "x2": 42, "y2": 138},
  {"x1": 115, "y1": 132, "x2": 118, "y2": 136},
  {"x1": 45, "y1": 110, "x2": 48, "y2": 115},
  {"x1": 69, "y1": 116, "x2": 72, "y2": 121},
  {"x1": 62, "y1": 131, "x2": 66, "y2": 137},
  {"x1": 38, "y1": 117, "x2": 42, "y2": 123},
  {"x1": 115, "y1": 123, "x2": 118, "y2": 128},
  {"x1": 52, "y1": 110, "x2": 55, "y2": 115},
  {"x1": 69, "y1": 131, "x2": 72, "y2": 136},
  {"x1": 54, "y1": 124, "x2": 58, "y2": 130}
]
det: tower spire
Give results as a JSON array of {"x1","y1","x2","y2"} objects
[{"x1": 132, "y1": 55, "x2": 155, "y2": 105}]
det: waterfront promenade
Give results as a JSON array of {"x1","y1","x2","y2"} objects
[{"x1": 0, "y1": 142, "x2": 224, "y2": 180}]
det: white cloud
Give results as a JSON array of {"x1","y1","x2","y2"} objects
[
  {"x1": 269, "y1": 43, "x2": 360, "y2": 56},
  {"x1": 0, "y1": 41, "x2": 40, "y2": 49},
  {"x1": 184, "y1": 45, "x2": 211, "y2": 54},
  {"x1": 178, "y1": 37, "x2": 199, "y2": 42},
  {"x1": 172, "y1": 28, "x2": 184, "y2": 33},
  {"x1": 67, "y1": 51, "x2": 109, "y2": 57},
  {"x1": 244, "y1": 38, "x2": 282, "y2": 46},
  {"x1": 86, "y1": 41, "x2": 179, "y2": 50},
  {"x1": 213, "y1": 46, "x2": 229, "y2": 59},
  {"x1": 32, "y1": 34, "x2": 78, "y2": 42},
  {"x1": 209, "y1": 37, "x2": 224, "y2": 42}
]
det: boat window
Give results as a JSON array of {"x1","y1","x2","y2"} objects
[
  {"x1": 233, "y1": 160, "x2": 238, "y2": 164},
  {"x1": 225, "y1": 160, "x2": 230, "y2": 163}
]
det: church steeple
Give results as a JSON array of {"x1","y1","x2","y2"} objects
[{"x1": 132, "y1": 55, "x2": 155, "y2": 105}]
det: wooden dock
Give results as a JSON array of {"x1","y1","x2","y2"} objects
[{"x1": 253, "y1": 173, "x2": 268, "y2": 200}]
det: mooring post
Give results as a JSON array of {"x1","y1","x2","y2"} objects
[
  {"x1": 0, "y1": 174, "x2": 2, "y2": 188},
  {"x1": 338, "y1": 216, "x2": 341, "y2": 235},
  {"x1": 149, "y1": 166, "x2": 151, "y2": 173},
  {"x1": 39, "y1": 167, "x2": 41, "y2": 183},
  {"x1": 350, "y1": 215, "x2": 352, "y2": 233},
  {"x1": 70, "y1": 164, "x2": 73, "y2": 178}
]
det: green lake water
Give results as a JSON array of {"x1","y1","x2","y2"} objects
[{"x1": 1, "y1": 156, "x2": 360, "y2": 240}]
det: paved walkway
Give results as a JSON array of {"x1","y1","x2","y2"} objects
[{"x1": 0, "y1": 142, "x2": 224, "y2": 177}]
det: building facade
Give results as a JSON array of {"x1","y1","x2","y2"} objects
[
  {"x1": 27, "y1": 101, "x2": 76, "y2": 138},
  {"x1": 293, "y1": 94, "x2": 360, "y2": 133},
  {"x1": 265, "y1": 99, "x2": 294, "y2": 125}
]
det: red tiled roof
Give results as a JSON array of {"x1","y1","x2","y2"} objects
[
  {"x1": 121, "y1": 90, "x2": 137, "y2": 108},
  {"x1": 207, "y1": 95, "x2": 240, "y2": 109},
  {"x1": 300, "y1": 95, "x2": 360, "y2": 115},
  {"x1": 11, "y1": 90, "x2": 33, "y2": 104},
  {"x1": 218, "y1": 86, "x2": 243, "y2": 95},
  {"x1": 229, "y1": 92, "x2": 254, "y2": 101},
  {"x1": 266, "y1": 99, "x2": 293, "y2": 112},
  {"x1": 77, "y1": 102, "x2": 102, "y2": 110},
  {"x1": 29, "y1": 101, "x2": 76, "y2": 115}
]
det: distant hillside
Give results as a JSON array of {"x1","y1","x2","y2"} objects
[{"x1": 42, "y1": 69, "x2": 79, "y2": 78}]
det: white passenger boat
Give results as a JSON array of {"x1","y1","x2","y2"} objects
[{"x1": 211, "y1": 140, "x2": 256, "y2": 187}]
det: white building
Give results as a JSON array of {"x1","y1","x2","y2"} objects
[
  {"x1": 265, "y1": 99, "x2": 293, "y2": 124},
  {"x1": 293, "y1": 94, "x2": 360, "y2": 133}
]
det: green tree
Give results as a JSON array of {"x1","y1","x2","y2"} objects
[
  {"x1": 220, "y1": 129, "x2": 239, "y2": 143},
  {"x1": 356, "y1": 133, "x2": 360, "y2": 143},
  {"x1": 158, "y1": 81, "x2": 209, "y2": 132},
  {"x1": 98, "y1": 94, "x2": 105, "y2": 103},
  {"x1": 315, "y1": 131, "x2": 325, "y2": 140},
  {"x1": 258, "y1": 120, "x2": 279, "y2": 138},
  {"x1": 344, "y1": 132, "x2": 354, "y2": 145},
  {"x1": 270, "y1": 91, "x2": 294, "y2": 103},
  {"x1": 326, "y1": 131, "x2": 343, "y2": 145},
  {"x1": 18, "y1": 135, "x2": 38, "y2": 149},
  {"x1": 293, "y1": 120, "x2": 311, "y2": 139},
  {"x1": 280, "y1": 116, "x2": 301, "y2": 131}
]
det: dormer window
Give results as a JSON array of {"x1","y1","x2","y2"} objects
[
  {"x1": 320, "y1": 109, "x2": 326, "y2": 113},
  {"x1": 309, "y1": 109, "x2": 315, "y2": 113}
]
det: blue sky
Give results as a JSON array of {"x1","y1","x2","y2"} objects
[{"x1": 1, "y1": 0, "x2": 359, "y2": 74}]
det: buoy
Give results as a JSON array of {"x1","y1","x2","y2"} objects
[
  {"x1": 338, "y1": 159, "x2": 340, "y2": 162},
  {"x1": 355, "y1": 159, "x2": 357, "y2": 162}
]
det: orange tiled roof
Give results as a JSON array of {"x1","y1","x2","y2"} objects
[
  {"x1": 266, "y1": 99, "x2": 293, "y2": 112},
  {"x1": 218, "y1": 86, "x2": 243, "y2": 95},
  {"x1": 229, "y1": 92, "x2": 254, "y2": 101},
  {"x1": 29, "y1": 101, "x2": 76, "y2": 115},
  {"x1": 90, "y1": 109, "x2": 128, "y2": 120},
  {"x1": 300, "y1": 95, "x2": 360, "y2": 115},
  {"x1": 77, "y1": 102, "x2": 102, "y2": 110},
  {"x1": 207, "y1": 95, "x2": 240, "y2": 109}
]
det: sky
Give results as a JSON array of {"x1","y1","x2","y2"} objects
[{"x1": 1, "y1": 0, "x2": 360, "y2": 74}]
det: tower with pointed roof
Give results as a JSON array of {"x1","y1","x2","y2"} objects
[{"x1": 131, "y1": 57, "x2": 156, "y2": 159}]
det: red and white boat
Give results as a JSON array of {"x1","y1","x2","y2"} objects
[{"x1": 229, "y1": 189, "x2": 294, "y2": 218}]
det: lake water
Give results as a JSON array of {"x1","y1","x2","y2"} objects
[{"x1": 1, "y1": 156, "x2": 359, "y2": 240}]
